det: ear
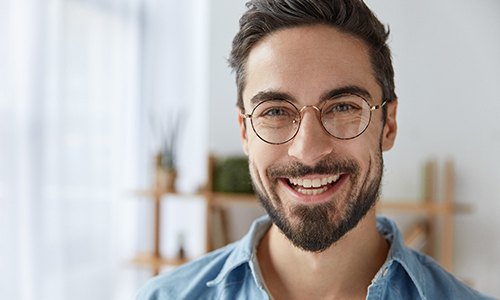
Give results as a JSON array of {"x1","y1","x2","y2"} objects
[
  {"x1": 237, "y1": 108, "x2": 249, "y2": 155},
  {"x1": 381, "y1": 100, "x2": 398, "y2": 151}
]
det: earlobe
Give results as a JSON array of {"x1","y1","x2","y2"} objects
[
  {"x1": 237, "y1": 108, "x2": 249, "y2": 155},
  {"x1": 381, "y1": 100, "x2": 398, "y2": 151}
]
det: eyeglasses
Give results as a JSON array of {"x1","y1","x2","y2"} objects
[{"x1": 240, "y1": 93, "x2": 387, "y2": 145}]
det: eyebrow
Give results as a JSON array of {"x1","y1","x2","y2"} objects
[
  {"x1": 249, "y1": 85, "x2": 373, "y2": 106},
  {"x1": 249, "y1": 90, "x2": 294, "y2": 105},
  {"x1": 320, "y1": 86, "x2": 372, "y2": 102}
]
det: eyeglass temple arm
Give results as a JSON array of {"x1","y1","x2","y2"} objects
[
  {"x1": 239, "y1": 112, "x2": 251, "y2": 130},
  {"x1": 370, "y1": 100, "x2": 388, "y2": 111},
  {"x1": 240, "y1": 112, "x2": 252, "y2": 119}
]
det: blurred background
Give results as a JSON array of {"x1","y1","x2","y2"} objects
[{"x1": 1, "y1": 0, "x2": 499, "y2": 299}]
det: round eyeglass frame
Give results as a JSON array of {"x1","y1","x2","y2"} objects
[{"x1": 240, "y1": 93, "x2": 388, "y2": 145}]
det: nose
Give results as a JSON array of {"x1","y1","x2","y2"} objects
[{"x1": 287, "y1": 107, "x2": 333, "y2": 165}]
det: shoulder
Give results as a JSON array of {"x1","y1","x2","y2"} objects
[
  {"x1": 407, "y1": 249, "x2": 494, "y2": 299},
  {"x1": 136, "y1": 244, "x2": 237, "y2": 300},
  {"x1": 377, "y1": 217, "x2": 493, "y2": 299}
]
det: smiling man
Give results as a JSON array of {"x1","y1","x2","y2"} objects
[{"x1": 137, "y1": 1, "x2": 494, "y2": 299}]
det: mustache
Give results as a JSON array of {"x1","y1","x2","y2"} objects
[{"x1": 267, "y1": 158, "x2": 359, "y2": 179}]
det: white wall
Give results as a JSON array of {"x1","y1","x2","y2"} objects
[
  {"x1": 142, "y1": 0, "x2": 210, "y2": 193},
  {"x1": 208, "y1": 0, "x2": 247, "y2": 156},
  {"x1": 207, "y1": 0, "x2": 500, "y2": 297},
  {"x1": 366, "y1": 1, "x2": 500, "y2": 296}
]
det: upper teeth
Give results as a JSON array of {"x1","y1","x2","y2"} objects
[{"x1": 289, "y1": 175, "x2": 340, "y2": 188}]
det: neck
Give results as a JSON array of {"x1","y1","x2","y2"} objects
[{"x1": 257, "y1": 209, "x2": 388, "y2": 300}]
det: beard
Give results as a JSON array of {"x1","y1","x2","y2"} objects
[{"x1": 250, "y1": 152, "x2": 383, "y2": 253}]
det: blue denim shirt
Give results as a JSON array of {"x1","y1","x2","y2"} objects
[{"x1": 137, "y1": 215, "x2": 495, "y2": 300}]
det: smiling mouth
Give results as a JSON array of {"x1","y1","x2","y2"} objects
[{"x1": 285, "y1": 174, "x2": 342, "y2": 196}]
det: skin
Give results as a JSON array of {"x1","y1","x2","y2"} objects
[{"x1": 237, "y1": 25, "x2": 398, "y2": 299}]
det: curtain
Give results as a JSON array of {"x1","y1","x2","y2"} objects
[{"x1": 0, "y1": 0, "x2": 144, "y2": 299}]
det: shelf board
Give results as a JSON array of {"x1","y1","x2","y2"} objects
[
  {"x1": 209, "y1": 193, "x2": 257, "y2": 206},
  {"x1": 131, "y1": 253, "x2": 188, "y2": 269},
  {"x1": 377, "y1": 200, "x2": 471, "y2": 214},
  {"x1": 133, "y1": 190, "x2": 204, "y2": 200},
  {"x1": 133, "y1": 189, "x2": 471, "y2": 214},
  {"x1": 133, "y1": 190, "x2": 165, "y2": 199}
]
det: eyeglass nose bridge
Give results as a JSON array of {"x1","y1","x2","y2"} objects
[
  {"x1": 292, "y1": 104, "x2": 329, "y2": 133},
  {"x1": 297, "y1": 104, "x2": 321, "y2": 115},
  {"x1": 295, "y1": 104, "x2": 322, "y2": 123}
]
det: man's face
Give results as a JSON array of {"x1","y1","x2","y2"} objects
[{"x1": 238, "y1": 25, "x2": 397, "y2": 252}]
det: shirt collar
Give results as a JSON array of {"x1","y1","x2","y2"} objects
[
  {"x1": 206, "y1": 214, "x2": 427, "y2": 300},
  {"x1": 206, "y1": 215, "x2": 271, "y2": 287},
  {"x1": 375, "y1": 216, "x2": 427, "y2": 299}
]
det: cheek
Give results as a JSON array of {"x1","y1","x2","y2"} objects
[
  {"x1": 345, "y1": 128, "x2": 382, "y2": 173},
  {"x1": 247, "y1": 136, "x2": 286, "y2": 180},
  {"x1": 359, "y1": 118, "x2": 385, "y2": 160},
  {"x1": 360, "y1": 129, "x2": 384, "y2": 177},
  {"x1": 363, "y1": 121, "x2": 384, "y2": 147}
]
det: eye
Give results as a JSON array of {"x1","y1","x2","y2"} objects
[
  {"x1": 326, "y1": 102, "x2": 360, "y2": 114},
  {"x1": 331, "y1": 103, "x2": 354, "y2": 112},
  {"x1": 262, "y1": 107, "x2": 290, "y2": 117},
  {"x1": 254, "y1": 100, "x2": 297, "y2": 119}
]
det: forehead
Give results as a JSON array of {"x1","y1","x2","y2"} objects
[{"x1": 242, "y1": 25, "x2": 381, "y2": 108}]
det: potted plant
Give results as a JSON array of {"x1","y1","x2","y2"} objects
[{"x1": 152, "y1": 111, "x2": 183, "y2": 193}]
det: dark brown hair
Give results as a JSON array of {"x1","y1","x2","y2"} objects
[{"x1": 229, "y1": 0, "x2": 396, "y2": 112}]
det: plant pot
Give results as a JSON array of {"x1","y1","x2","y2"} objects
[{"x1": 155, "y1": 167, "x2": 177, "y2": 194}]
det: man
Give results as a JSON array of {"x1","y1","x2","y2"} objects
[{"x1": 138, "y1": 0, "x2": 494, "y2": 299}]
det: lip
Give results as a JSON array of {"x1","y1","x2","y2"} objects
[{"x1": 278, "y1": 174, "x2": 349, "y2": 205}]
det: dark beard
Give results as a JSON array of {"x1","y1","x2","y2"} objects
[{"x1": 251, "y1": 154, "x2": 383, "y2": 253}]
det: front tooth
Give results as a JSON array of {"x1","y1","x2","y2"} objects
[
  {"x1": 302, "y1": 179, "x2": 312, "y2": 188},
  {"x1": 326, "y1": 175, "x2": 339, "y2": 184},
  {"x1": 291, "y1": 175, "x2": 340, "y2": 188},
  {"x1": 332, "y1": 174, "x2": 340, "y2": 182},
  {"x1": 311, "y1": 178, "x2": 321, "y2": 187}
]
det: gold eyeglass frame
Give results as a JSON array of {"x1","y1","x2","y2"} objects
[{"x1": 240, "y1": 93, "x2": 387, "y2": 145}]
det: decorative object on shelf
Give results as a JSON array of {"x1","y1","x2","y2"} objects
[
  {"x1": 176, "y1": 232, "x2": 186, "y2": 260},
  {"x1": 154, "y1": 152, "x2": 177, "y2": 194},
  {"x1": 213, "y1": 156, "x2": 254, "y2": 194},
  {"x1": 151, "y1": 110, "x2": 184, "y2": 194}
]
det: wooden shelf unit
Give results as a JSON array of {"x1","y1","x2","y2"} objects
[
  {"x1": 205, "y1": 158, "x2": 467, "y2": 273},
  {"x1": 132, "y1": 157, "x2": 466, "y2": 275}
]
